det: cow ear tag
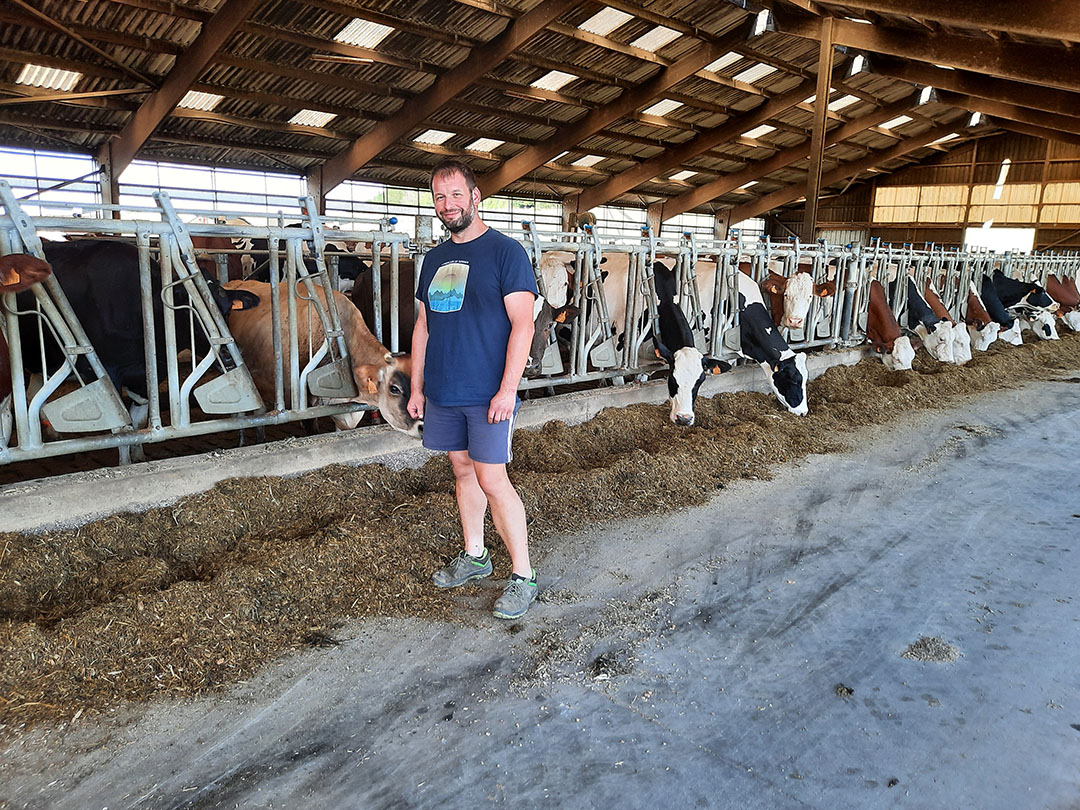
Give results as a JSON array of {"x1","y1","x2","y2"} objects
[{"x1": 366, "y1": 379, "x2": 378, "y2": 395}]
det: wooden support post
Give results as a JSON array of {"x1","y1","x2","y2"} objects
[
  {"x1": 97, "y1": 140, "x2": 121, "y2": 220},
  {"x1": 714, "y1": 210, "x2": 730, "y2": 241},
  {"x1": 803, "y1": 17, "x2": 834, "y2": 244}
]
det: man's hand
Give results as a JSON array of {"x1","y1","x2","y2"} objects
[
  {"x1": 407, "y1": 390, "x2": 425, "y2": 420},
  {"x1": 488, "y1": 388, "x2": 516, "y2": 424}
]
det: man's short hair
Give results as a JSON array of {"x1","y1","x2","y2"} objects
[{"x1": 430, "y1": 159, "x2": 477, "y2": 194}]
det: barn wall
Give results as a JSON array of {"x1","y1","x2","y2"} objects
[{"x1": 775, "y1": 132, "x2": 1080, "y2": 249}]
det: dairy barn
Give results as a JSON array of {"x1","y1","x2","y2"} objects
[{"x1": 1, "y1": 0, "x2": 1079, "y2": 807}]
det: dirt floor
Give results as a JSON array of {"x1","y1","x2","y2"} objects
[{"x1": 1, "y1": 331, "x2": 1079, "y2": 735}]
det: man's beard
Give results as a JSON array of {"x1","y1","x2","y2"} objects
[{"x1": 438, "y1": 201, "x2": 476, "y2": 234}]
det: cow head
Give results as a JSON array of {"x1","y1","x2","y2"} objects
[
  {"x1": 658, "y1": 343, "x2": 730, "y2": 426},
  {"x1": 951, "y1": 320, "x2": 972, "y2": 364},
  {"x1": 881, "y1": 335, "x2": 916, "y2": 371},
  {"x1": 997, "y1": 319, "x2": 1023, "y2": 345},
  {"x1": 526, "y1": 296, "x2": 578, "y2": 377},
  {"x1": 538, "y1": 254, "x2": 574, "y2": 310},
  {"x1": 1022, "y1": 309, "x2": 1060, "y2": 341},
  {"x1": 1061, "y1": 310, "x2": 1080, "y2": 332},
  {"x1": 763, "y1": 351, "x2": 808, "y2": 416},
  {"x1": 761, "y1": 270, "x2": 835, "y2": 330},
  {"x1": 919, "y1": 321, "x2": 955, "y2": 363},
  {"x1": 968, "y1": 321, "x2": 999, "y2": 352},
  {"x1": 330, "y1": 352, "x2": 422, "y2": 437}
]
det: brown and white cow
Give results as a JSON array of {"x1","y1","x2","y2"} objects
[
  {"x1": 760, "y1": 257, "x2": 837, "y2": 331},
  {"x1": 865, "y1": 278, "x2": 915, "y2": 371},
  {"x1": 224, "y1": 280, "x2": 420, "y2": 437},
  {"x1": 923, "y1": 281, "x2": 971, "y2": 364},
  {"x1": 963, "y1": 281, "x2": 1000, "y2": 351},
  {"x1": 1046, "y1": 274, "x2": 1080, "y2": 332},
  {"x1": 1, "y1": 254, "x2": 53, "y2": 445}
]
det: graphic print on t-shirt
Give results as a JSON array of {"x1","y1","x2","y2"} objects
[{"x1": 428, "y1": 261, "x2": 470, "y2": 313}]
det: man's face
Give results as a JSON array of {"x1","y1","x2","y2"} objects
[{"x1": 432, "y1": 171, "x2": 478, "y2": 234}]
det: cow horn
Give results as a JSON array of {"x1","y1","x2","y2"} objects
[{"x1": 383, "y1": 352, "x2": 393, "y2": 364}]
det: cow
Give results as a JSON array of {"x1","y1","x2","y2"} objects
[
  {"x1": 192, "y1": 218, "x2": 256, "y2": 281},
  {"x1": 1, "y1": 253, "x2": 53, "y2": 445},
  {"x1": 963, "y1": 282, "x2": 1000, "y2": 352},
  {"x1": 526, "y1": 298, "x2": 579, "y2": 377},
  {"x1": 351, "y1": 254, "x2": 416, "y2": 352},
  {"x1": 990, "y1": 270, "x2": 1058, "y2": 340},
  {"x1": 922, "y1": 281, "x2": 972, "y2": 364},
  {"x1": 223, "y1": 280, "x2": 420, "y2": 437},
  {"x1": 979, "y1": 274, "x2": 1023, "y2": 345},
  {"x1": 651, "y1": 261, "x2": 730, "y2": 425},
  {"x1": 865, "y1": 278, "x2": 916, "y2": 371},
  {"x1": 1046, "y1": 274, "x2": 1080, "y2": 331},
  {"x1": 247, "y1": 243, "x2": 369, "y2": 295},
  {"x1": 906, "y1": 275, "x2": 955, "y2": 363},
  {"x1": 16, "y1": 240, "x2": 258, "y2": 410},
  {"x1": 760, "y1": 257, "x2": 837, "y2": 330},
  {"x1": 735, "y1": 263, "x2": 809, "y2": 416}
]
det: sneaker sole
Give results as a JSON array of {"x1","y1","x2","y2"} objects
[
  {"x1": 492, "y1": 595, "x2": 537, "y2": 620},
  {"x1": 432, "y1": 568, "x2": 492, "y2": 589}
]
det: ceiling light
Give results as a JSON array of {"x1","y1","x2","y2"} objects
[
  {"x1": 642, "y1": 98, "x2": 682, "y2": 117},
  {"x1": 178, "y1": 90, "x2": 224, "y2": 111},
  {"x1": 571, "y1": 155, "x2": 605, "y2": 167},
  {"x1": 704, "y1": 52, "x2": 743, "y2": 74},
  {"x1": 733, "y1": 63, "x2": 778, "y2": 84},
  {"x1": 669, "y1": 170, "x2": 697, "y2": 181},
  {"x1": 848, "y1": 54, "x2": 869, "y2": 77},
  {"x1": 751, "y1": 9, "x2": 775, "y2": 37},
  {"x1": 918, "y1": 85, "x2": 937, "y2": 105},
  {"x1": 578, "y1": 7, "x2": 633, "y2": 36},
  {"x1": 466, "y1": 138, "x2": 504, "y2": 152},
  {"x1": 845, "y1": 17, "x2": 873, "y2": 24},
  {"x1": 16, "y1": 64, "x2": 82, "y2": 91},
  {"x1": 992, "y1": 158, "x2": 1011, "y2": 199},
  {"x1": 288, "y1": 109, "x2": 337, "y2": 127},
  {"x1": 630, "y1": 26, "x2": 681, "y2": 53},
  {"x1": 742, "y1": 124, "x2": 776, "y2": 139},
  {"x1": 530, "y1": 70, "x2": 578, "y2": 92},
  {"x1": 969, "y1": 112, "x2": 982, "y2": 126},
  {"x1": 334, "y1": 19, "x2": 394, "y2": 48},
  {"x1": 880, "y1": 115, "x2": 912, "y2": 129},
  {"x1": 414, "y1": 129, "x2": 456, "y2": 145}
]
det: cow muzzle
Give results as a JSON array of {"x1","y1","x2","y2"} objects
[{"x1": 674, "y1": 413, "x2": 694, "y2": 427}]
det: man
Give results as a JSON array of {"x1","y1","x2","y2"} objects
[{"x1": 407, "y1": 159, "x2": 539, "y2": 620}]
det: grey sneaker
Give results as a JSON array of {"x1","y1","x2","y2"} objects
[
  {"x1": 432, "y1": 549, "x2": 492, "y2": 588},
  {"x1": 492, "y1": 571, "x2": 538, "y2": 619}
]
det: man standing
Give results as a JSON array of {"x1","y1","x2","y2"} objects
[{"x1": 407, "y1": 159, "x2": 539, "y2": 620}]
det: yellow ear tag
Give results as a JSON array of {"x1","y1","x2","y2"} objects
[
  {"x1": 654, "y1": 348, "x2": 662, "y2": 358},
  {"x1": 366, "y1": 379, "x2": 378, "y2": 395}
]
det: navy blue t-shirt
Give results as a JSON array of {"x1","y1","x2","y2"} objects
[{"x1": 416, "y1": 228, "x2": 537, "y2": 406}]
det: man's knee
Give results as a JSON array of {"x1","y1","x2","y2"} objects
[
  {"x1": 473, "y1": 462, "x2": 513, "y2": 497},
  {"x1": 449, "y1": 451, "x2": 475, "y2": 480}
]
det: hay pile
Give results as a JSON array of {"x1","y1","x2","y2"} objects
[{"x1": 1, "y1": 332, "x2": 1079, "y2": 731}]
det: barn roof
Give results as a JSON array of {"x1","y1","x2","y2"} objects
[{"x1": 1, "y1": 0, "x2": 1076, "y2": 222}]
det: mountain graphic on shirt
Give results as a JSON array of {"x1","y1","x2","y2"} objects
[{"x1": 429, "y1": 261, "x2": 469, "y2": 313}]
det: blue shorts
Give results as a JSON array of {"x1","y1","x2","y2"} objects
[{"x1": 422, "y1": 400, "x2": 520, "y2": 464}]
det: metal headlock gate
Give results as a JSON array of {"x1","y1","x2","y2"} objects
[
  {"x1": 5, "y1": 180, "x2": 1080, "y2": 468},
  {"x1": 1, "y1": 183, "x2": 407, "y2": 465}
]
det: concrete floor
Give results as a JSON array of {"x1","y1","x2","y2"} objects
[{"x1": 2, "y1": 378, "x2": 1079, "y2": 810}]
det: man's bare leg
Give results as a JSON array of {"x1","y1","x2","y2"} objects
[
  {"x1": 473, "y1": 459, "x2": 531, "y2": 578},
  {"x1": 449, "y1": 450, "x2": 487, "y2": 558}
]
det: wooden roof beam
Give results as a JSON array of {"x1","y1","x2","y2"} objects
[
  {"x1": 726, "y1": 122, "x2": 960, "y2": 221},
  {"x1": 815, "y1": 0, "x2": 1080, "y2": 44},
  {"x1": 95, "y1": 0, "x2": 261, "y2": 175},
  {"x1": 775, "y1": 11, "x2": 1080, "y2": 94},
  {"x1": 649, "y1": 91, "x2": 920, "y2": 222},
  {"x1": 937, "y1": 91, "x2": 1080, "y2": 137}
]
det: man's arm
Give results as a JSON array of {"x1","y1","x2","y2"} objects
[
  {"x1": 488, "y1": 290, "x2": 535, "y2": 424},
  {"x1": 408, "y1": 305, "x2": 428, "y2": 419}
]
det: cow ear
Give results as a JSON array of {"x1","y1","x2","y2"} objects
[
  {"x1": 703, "y1": 357, "x2": 731, "y2": 375},
  {"x1": 229, "y1": 289, "x2": 260, "y2": 310},
  {"x1": 356, "y1": 363, "x2": 380, "y2": 395},
  {"x1": 761, "y1": 276, "x2": 784, "y2": 295},
  {"x1": 554, "y1": 305, "x2": 579, "y2": 324},
  {"x1": 815, "y1": 280, "x2": 837, "y2": 297},
  {"x1": 653, "y1": 339, "x2": 674, "y2": 362}
]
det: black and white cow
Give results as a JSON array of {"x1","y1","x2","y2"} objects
[
  {"x1": 736, "y1": 266, "x2": 809, "y2": 416},
  {"x1": 979, "y1": 274, "x2": 1023, "y2": 345},
  {"x1": 991, "y1": 270, "x2": 1059, "y2": 341},
  {"x1": 651, "y1": 262, "x2": 729, "y2": 425},
  {"x1": 906, "y1": 276, "x2": 955, "y2": 363}
]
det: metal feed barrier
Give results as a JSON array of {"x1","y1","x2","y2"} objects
[{"x1": 4, "y1": 179, "x2": 1080, "y2": 467}]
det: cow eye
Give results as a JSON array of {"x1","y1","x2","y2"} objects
[{"x1": 389, "y1": 384, "x2": 402, "y2": 395}]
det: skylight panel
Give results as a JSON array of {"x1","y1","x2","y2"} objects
[
  {"x1": 334, "y1": 19, "x2": 394, "y2": 48},
  {"x1": 738, "y1": 181, "x2": 758, "y2": 190},
  {"x1": 571, "y1": 154, "x2": 605, "y2": 168},
  {"x1": 466, "y1": 138, "x2": 504, "y2": 152},
  {"x1": 703, "y1": 52, "x2": 743, "y2": 73},
  {"x1": 932, "y1": 133, "x2": 960, "y2": 145},
  {"x1": 880, "y1": 115, "x2": 913, "y2": 129},
  {"x1": 669, "y1": 170, "x2": 697, "y2": 182},
  {"x1": 530, "y1": 70, "x2": 578, "y2": 92},
  {"x1": 288, "y1": 109, "x2": 337, "y2": 127},
  {"x1": 742, "y1": 124, "x2": 776, "y2": 139},
  {"x1": 828, "y1": 94, "x2": 860, "y2": 111},
  {"x1": 578, "y1": 7, "x2": 633, "y2": 36},
  {"x1": 642, "y1": 98, "x2": 682, "y2": 117},
  {"x1": 178, "y1": 91, "x2": 224, "y2": 111},
  {"x1": 414, "y1": 129, "x2": 456, "y2": 145},
  {"x1": 732, "y1": 62, "x2": 778, "y2": 84},
  {"x1": 630, "y1": 26, "x2": 681, "y2": 53},
  {"x1": 16, "y1": 64, "x2": 82, "y2": 91},
  {"x1": 553, "y1": 151, "x2": 570, "y2": 161}
]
